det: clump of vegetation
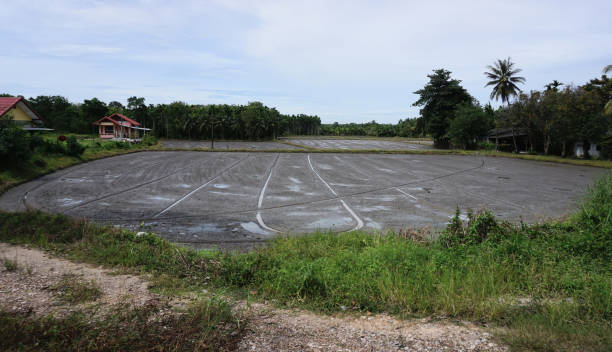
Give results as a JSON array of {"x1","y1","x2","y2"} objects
[
  {"x1": 0, "y1": 116, "x2": 32, "y2": 166},
  {"x1": 2, "y1": 257, "x2": 19, "y2": 272},
  {"x1": 50, "y1": 274, "x2": 102, "y2": 304},
  {"x1": 65, "y1": 135, "x2": 86, "y2": 157},
  {"x1": 0, "y1": 298, "x2": 243, "y2": 352},
  {"x1": 141, "y1": 134, "x2": 158, "y2": 146}
]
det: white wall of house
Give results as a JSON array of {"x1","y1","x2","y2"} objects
[{"x1": 574, "y1": 142, "x2": 599, "y2": 158}]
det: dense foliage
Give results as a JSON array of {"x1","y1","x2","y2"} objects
[
  {"x1": 497, "y1": 76, "x2": 612, "y2": 158},
  {"x1": 0, "y1": 116, "x2": 32, "y2": 165},
  {"x1": 22, "y1": 96, "x2": 321, "y2": 140},
  {"x1": 319, "y1": 118, "x2": 424, "y2": 137},
  {"x1": 446, "y1": 103, "x2": 494, "y2": 149}
]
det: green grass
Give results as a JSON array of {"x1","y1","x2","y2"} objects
[
  {"x1": 2, "y1": 257, "x2": 19, "y2": 272},
  {"x1": 0, "y1": 298, "x2": 242, "y2": 352},
  {"x1": 0, "y1": 175, "x2": 610, "y2": 351},
  {"x1": 50, "y1": 274, "x2": 102, "y2": 304}
]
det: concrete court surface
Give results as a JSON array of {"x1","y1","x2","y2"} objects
[
  {"x1": 285, "y1": 138, "x2": 432, "y2": 150},
  {"x1": 0, "y1": 151, "x2": 607, "y2": 249},
  {"x1": 161, "y1": 139, "x2": 303, "y2": 150}
]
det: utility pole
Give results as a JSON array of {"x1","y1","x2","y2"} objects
[{"x1": 210, "y1": 119, "x2": 223, "y2": 150}]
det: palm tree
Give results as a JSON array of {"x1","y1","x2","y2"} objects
[
  {"x1": 485, "y1": 57, "x2": 526, "y2": 151},
  {"x1": 485, "y1": 57, "x2": 526, "y2": 103},
  {"x1": 603, "y1": 65, "x2": 612, "y2": 115}
]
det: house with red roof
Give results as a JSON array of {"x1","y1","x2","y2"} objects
[
  {"x1": 0, "y1": 97, "x2": 50, "y2": 131},
  {"x1": 93, "y1": 113, "x2": 150, "y2": 140}
]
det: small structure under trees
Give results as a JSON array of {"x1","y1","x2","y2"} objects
[
  {"x1": 93, "y1": 113, "x2": 151, "y2": 141},
  {"x1": 487, "y1": 128, "x2": 528, "y2": 152}
]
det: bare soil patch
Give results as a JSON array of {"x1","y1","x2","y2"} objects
[{"x1": 0, "y1": 243, "x2": 161, "y2": 317}]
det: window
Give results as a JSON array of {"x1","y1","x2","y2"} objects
[{"x1": 104, "y1": 126, "x2": 114, "y2": 134}]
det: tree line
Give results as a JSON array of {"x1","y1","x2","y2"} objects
[
  {"x1": 11, "y1": 96, "x2": 322, "y2": 140},
  {"x1": 412, "y1": 59, "x2": 612, "y2": 157},
  {"x1": 319, "y1": 119, "x2": 423, "y2": 138}
]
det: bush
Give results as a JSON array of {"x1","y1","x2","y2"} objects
[
  {"x1": 37, "y1": 139, "x2": 66, "y2": 155},
  {"x1": 113, "y1": 141, "x2": 131, "y2": 149},
  {"x1": 438, "y1": 208, "x2": 502, "y2": 247},
  {"x1": 477, "y1": 141, "x2": 496, "y2": 151},
  {"x1": 65, "y1": 136, "x2": 86, "y2": 157},
  {"x1": 0, "y1": 119, "x2": 31, "y2": 167},
  {"x1": 447, "y1": 104, "x2": 491, "y2": 150},
  {"x1": 141, "y1": 134, "x2": 157, "y2": 146}
]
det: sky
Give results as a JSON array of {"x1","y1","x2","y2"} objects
[{"x1": 1, "y1": 0, "x2": 610, "y2": 123}]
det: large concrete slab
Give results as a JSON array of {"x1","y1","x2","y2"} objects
[
  {"x1": 0, "y1": 151, "x2": 607, "y2": 249},
  {"x1": 161, "y1": 139, "x2": 303, "y2": 150},
  {"x1": 285, "y1": 139, "x2": 431, "y2": 150}
]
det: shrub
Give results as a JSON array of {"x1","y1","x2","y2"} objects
[
  {"x1": 439, "y1": 208, "x2": 502, "y2": 247},
  {"x1": 32, "y1": 155, "x2": 47, "y2": 168},
  {"x1": 37, "y1": 139, "x2": 66, "y2": 155},
  {"x1": 447, "y1": 104, "x2": 491, "y2": 150},
  {"x1": 141, "y1": 134, "x2": 157, "y2": 146},
  {"x1": 65, "y1": 136, "x2": 86, "y2": 157},
  {"x1": 114, "y1": 141, "x2": 131, "y2": 149},
  {"x1": 477, "y1": 141, "x2": 496, "y2": 151},
  {"x1": 0, "y1": 118, "x2": 31, "y2": 167}
]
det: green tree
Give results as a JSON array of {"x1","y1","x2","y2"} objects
[
  {"x1": 0, "y1": 115, "x2": 31, "y2": 166},
  {"x1": 447, "y1": 104, "x2": 491, "y2": 149},
  {"x1": 127, "y1": 96, "x2": 148, "y2": 127},
  {"x1": 80, "y1": 98, "x2": 108, "y2": 134},
  {"x1": 413, "y1": 69, "x2": 472, "y2": 147}
]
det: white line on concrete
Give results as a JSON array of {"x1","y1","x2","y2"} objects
[
  {"x1": 307, "y1": 154, "x2": 364, "y2": 231},
  {"x1": 256, "y1": 155, "x2": 280, "y2": 233},
  {"x1": 340, "y1": 200, "x2": 364, "y2": 231},
  {"x1": 395, "y1": 187, "x2": 418, "y2": 200},
  {"x1": 154, "y1": 157, "x2": 247, "y2": 218},
  {"x1": 307, "y1": 154, "x2": 337, "y2": 196}
]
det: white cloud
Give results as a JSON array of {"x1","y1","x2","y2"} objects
[{"x1": 1, "y1": 0, "x2": 611, "y2": 123}]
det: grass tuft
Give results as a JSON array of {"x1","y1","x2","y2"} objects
[
  {"x1": 2, "y1": 257, "x2": 19, "y2": 272},
  {"x1": 50, "y1": 274, "x2": 102, "y2": 304}
]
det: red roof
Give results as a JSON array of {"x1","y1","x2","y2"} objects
[
  {"x1": 0, "y1": 97, "x2": 44, "y2": 121},
  {"x1": 93, "y1": 113, "x2": 141, "y2": 126}
]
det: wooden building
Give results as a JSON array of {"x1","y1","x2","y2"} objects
[{"x1": 93, "y1": 113, "x2": 150, "y2": 140}]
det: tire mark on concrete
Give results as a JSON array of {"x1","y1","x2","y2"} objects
[
  {"x1": 256, "y1": 154, "x2": 281, "y2": 234},
  {"x1": 92, "y1": 157, "x2": 486, "y2": 222},
  {"x1": 153, "y1": 155, "x2": 250, "y2": 218},
  {"x1": 63, "y1": 153, "x2": 227, "y2": 213},
  {"x1": 308, "y1": 154, "x2": 364, "y2": 231},
  {"x1": 22, "y1": 152, "x2": 183, "y2": 211}
]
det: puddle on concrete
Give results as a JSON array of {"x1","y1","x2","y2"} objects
[
  {"x1": 57, "y1": 197, "x2": 82, "y2": 206},
  {"x1": 305, "y1": 216, "x2": 352, "y2": 230},
  {"x1": 208, "y1": 191, "x2": 249, "y2": 197},
  {"x1": 288, "y1": 177, "x2": 302, "y2": 184},
  {"x1": 288, "y1": 184, "x2": 301, "y2": 192},
  {"x1": 358, "y1": 205, "x2": 392, "y2": 212},
  {"x1": 213, "y1": 184, "x2": 230, "y2": 189},
  {"x1": 241, "y1": 221, "x2": 270, "y2": 235},
  {"x1": 187, "y1": 223, "x2": 224, "y2": 233},
  {"x1": 149, "y1": 196, "x2": 174, "y2": 201}
]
